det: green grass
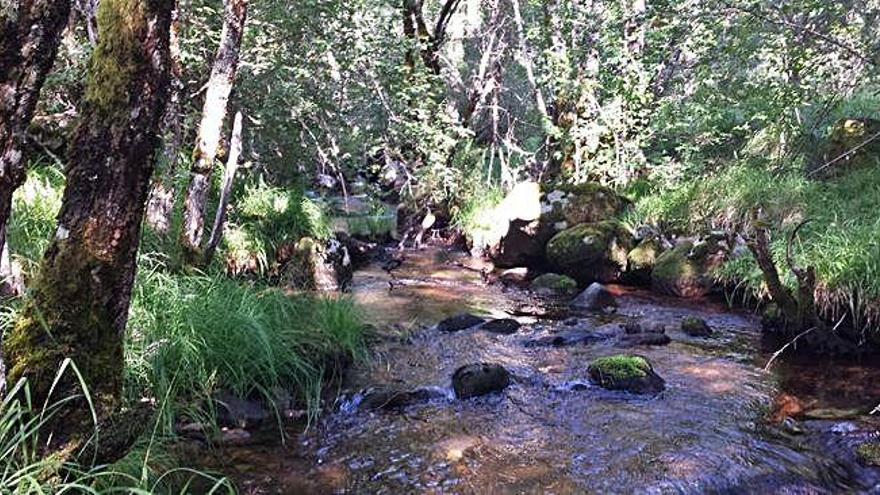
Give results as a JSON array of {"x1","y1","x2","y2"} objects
[
  {"x1": 628, "y1": 163, "x2": 880, "y2": 329},
  {"x1": 127, "y1": 259, "x2": 367, "y2": 432},
  {"x1": 7, "y1": 164, "x2": 65, "y2": 277}
]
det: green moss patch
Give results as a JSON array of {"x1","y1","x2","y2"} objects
[{"x1": 588, "y1": 354, "x2": 651, "y2": 380}]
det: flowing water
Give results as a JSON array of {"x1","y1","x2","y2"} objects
[{"x1": 213, "y1": 248, "x2": 880, "y2": 494}]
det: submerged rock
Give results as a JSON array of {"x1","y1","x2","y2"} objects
[
  {"x1": 681, "y1": 316, "x2": 713, "y2": 337},
  {"x1": 570, "y1": 283, "x2": 617, "y2": 311},
  {"x1": 623, "y1": 319, "x2": 667, "y2": 334},
  {"x1": 437, "y1": 313, "x2": 486, "y2": 332},
  {"x1": 360, "y1": 386, "x2": 448, "y2": 411},
  {"x1": 452, "y1": 363, "x2": 511, "y2": 399},
  {"x1": 481, "y1": 318, "x2": 522, "y2": 335},
  {"x1": 523, "y1": 329, "x2": 607, "y2": 348},
  {"x1": 587, "y1": 354, "x2": 665, "y2": 394},
  {"x1": 546, "y1": 221, "x2": 633, "y2": 283},
  {"x1": 530, "y1": 273, "x2": 579, "y2": 296},
  {"x1": 617, "y1": 333, "x2": 671, "y2": 347}
]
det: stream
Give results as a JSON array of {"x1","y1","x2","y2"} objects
[{"x1": 210, "y1": 247, "x2": 880, "y2": 494}]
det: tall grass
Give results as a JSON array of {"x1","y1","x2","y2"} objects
[
  {"x1": 628, "y1": 163, "x2": 880, "y2": 329},
  {"x1": 127, "y1": 257, "x2": 366, "y2": 432},
  {"x1": 7, "y1": 165, "x2": 64, "y2": 277}
]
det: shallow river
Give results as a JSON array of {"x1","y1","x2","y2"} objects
[{"x1": 216, "y1": 247, "x2": 880, "y2": 494}]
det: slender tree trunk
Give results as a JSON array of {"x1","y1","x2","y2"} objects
[
  {"x1": 3, "y1": 0, "x2": 172, "y2": 431},
  {"x1": 203, "y1": 110, "x2": 242, "y2": 265},
  {"x1": 145, "y1": 4, "x2": 183, "y2": 234},
  {"x1": 180, "y1": 0, "x2": 247, "y2": 264},
  {"x1": 0, "y1": 0, "x2": 73, "y2": 296}
]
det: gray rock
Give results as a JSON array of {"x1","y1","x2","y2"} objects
[
  {"x1": 438, "y1": 313, "x2": 486, "y2": 332},
  {"x1": 570, "y1": 283, "x2": 617, "y2": 311},
  {"x1": 618, "y1": 333, "x2": 671, "y2": 347},
  {"x1": 452, "y1": 363, "x2": 511, "y2": 399},
  {"x1": 482, "y1": 318, "x2": 522, "y2": 334},
  {"x1": 360, "y1": 386, "x2": 448, "y2": 411},
  {"x1": 623, "y1": 319, "x2": 667, "y2": 334},
  {"x1": 214, "y1": 391, "x2": 270, "y2": 429}
]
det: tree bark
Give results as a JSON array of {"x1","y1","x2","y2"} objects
[
  {"x1": 203, "y1": 110, "x2": 243, "y2": 265},
  {"x1": 3, "y1": 0, "x2": 173, "y2": 435},
  {"x1": 0, "y1": 0, "x2": 73, "y2": 296},
  {"x1": 180, "y1": 0, "x2": 247, "y2": 264}
]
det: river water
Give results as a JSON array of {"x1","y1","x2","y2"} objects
[{"x1": 214, "y1": 247, "x2": 880, "y2": 494}]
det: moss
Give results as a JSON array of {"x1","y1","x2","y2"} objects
[
  {"x1": 530, "y1": 273, "x2": 578, "y2": 295},
  {"x1": 551, "y1": 183, "x2": 632, "y2": 225},
  {"x1": 857, "y1": 442, "x2": 880, "y2": 466},
  {"x1": 85, "y1": 0, "x2": 147, "y2": 114},
  {"x1": 588, "y1": 354, "x2": 651, "y2": 381},
  {"x1": 546, "y1": 221, "x2": 633, "y2": 277},
  {"x1": 652, "y1": 242, "x2": 698, "y2": 280},
  {"x1": 627, "y1": 238, "x2": 660, "y2": 270}
]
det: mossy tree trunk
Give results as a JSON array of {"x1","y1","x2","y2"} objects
[
  {"x1": 3, "y1": 0, "x2": 173, "y2": 432},
  {"x1": 180, "y1": 0, "x2": 247, "y2": 265},
  {"x1": 0, "y1": 0, "x2": 73, "y2": 296}
]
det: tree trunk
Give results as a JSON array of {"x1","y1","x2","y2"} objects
[
  {"x1": 0, "y1": 0, "x2": 73, "y2": 296},
  {"x1": 145, "y1": 4, "x2": 183, "y2": 234},
  {"x1": 203, "y1": 110, "x2": 243, "y2": 265},
  {"x1": 3, "y1": 0, "x2": 173, "y2": 435},
  {"x1": 180, "y1": 0, "x2": 247, "y2": 264}
]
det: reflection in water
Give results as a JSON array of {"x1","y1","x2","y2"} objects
[{"x1": 219, "y1": 248, "x2": 880, "y2": 494}]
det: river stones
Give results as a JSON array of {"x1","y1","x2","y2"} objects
[
  {"x1": 617, "y1": 333, "x2": 671, "y2": 347},
  {"x1": 482, "y1": 318, "x2": 522, "y2": 334},
  {"x1": 437, "y1": 313, "x2": 486, "y2": 332},
  {"x1": 588, "y1": 354, "x2": 665, "y2": 394},
  {"x1": 452, "y1": 363, "x2": 511, "y2": 399},
  {"x1": 623, "y1": 319, "x2": 667, "y2": 334},
  {"x1": 570, "y1": 283, "x2": 616, "y2": 311},
  {"x1": 524, "y1": 329, "x2": 607, "y2": 348},
  {"x1": 681, "y1": 316, "x2": 713, "y2": 337}
]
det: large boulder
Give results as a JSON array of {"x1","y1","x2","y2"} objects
[
  {"x1": 546, "y1": 221, "x2": 634, "y2": 283},
  {"x1": 452, "y1": 363, "x2": 511, "y2": 399},
  {"x1": 470, "y1": 182, "x2": 631, "y2": 268},
  {"x1": 588, "y1": 354, "x2": 665, "y2": 394},
  {"x1": 651, "y1": 237, "x2": 727, "y2": 298},
  {"x1": 283, "y1": 237, "x2": 353, "y2": 292},
  {"x1": 626, "y1": 237, "x2": 661, "y2": 283}
]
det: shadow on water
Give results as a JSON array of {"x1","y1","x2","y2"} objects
[{"x1": 212, "y1": 247, "x2": 880, "y2": 494}]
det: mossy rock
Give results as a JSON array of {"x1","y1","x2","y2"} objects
[
  {"x1": 530, "y1": 273, "x2": 578, "y2": 296},
  {"x1": 545, "y1": 221, "x2": 633, "y2": 283},
  {"x1": 547, "y1": 183, "x2": 632, "y2": 226},
  {"x1": 681, "y1": 316, "x2": 713, "y2": 337},
  {"x1": 588, "y1": 354, "x2": 665, "y2": 394},
  {"x1": 651, "y1": 239, "x2": 725, "y2": 298},
  {"x1": 857, "y1": 442, "x2": 880, "y2": 466}
]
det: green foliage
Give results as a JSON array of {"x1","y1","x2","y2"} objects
[
  {"x1": 126, "y1": 260, "x2": 366, "y2": 431},
  {"x1": 8, "y1": 165, "x2": 64, "y2": 276}
]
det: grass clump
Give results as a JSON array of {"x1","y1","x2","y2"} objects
[
  {"x1": 7, "y1": 164, "x2": 64, "y2": 276},
  {"x1": 126, "y1": 260, "x2": 367, "y2": 431}
]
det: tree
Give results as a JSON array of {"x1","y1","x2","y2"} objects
[
  {"x1": 179, "y1": 0, "x2": 248, "y2": 265},
  {"x1": 0, "y1": 0, "x2": 73, "y2": 296},
  {"x1": 3, "y1": 0, "x2": 173, "y2": 434}
]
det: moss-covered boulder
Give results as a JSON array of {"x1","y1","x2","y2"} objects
[
  {"x1": 651, "y1": 238, "x2": 727, "y2": 298},
  {"x1": 588, "y1": 354, "x2": 665, "y2": 394},
  {"x1": 530, "y1": 273, "x2": 579, "y2": 296},
  {"x1": 470, "y1": 182, "x2": 631, "y2": 268},
  {"x1": 546, "y1": 221, "x2": 634, "y2": 283},
  {"x1": 857, "y1": 442, "x2": 880, "y2": 467},
  {"x1": 625, "y1": 237, "x2": 661, "y2": 284}
]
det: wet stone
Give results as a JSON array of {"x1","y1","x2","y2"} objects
[
  {"x1": 623, "y1": 319, "x2": 667, "y2": 334},
  {"x1": 570, "y1": 283, "x2": 616, "y2": 311},
  {"x1": 360, "y1": 386, "x2": 449, "y2": 411},
  {"x1": 588, "y1": 354, "x2": 665, "y2": 395},
  {"x1": 481, "y1": 318, "x2": 522, "y2": 335},
  {"x1": 214, "y1": 391, "x2": 270, "y2": 429},
  {"x1": 523, "y1": 330, "x2": 607, "y2": 348},
  {"x1": 437, "y1": 313, "x2": 486, "y2": 332},
  {"x1": 617, "y1": 332, "x2": 671, "y2": 347},
  {"x1": 452, "y1": 363, "x2": 511, "y2": 399},
  {"x1": 681, "y1": 316, "x2": 713, "y2": 337}
]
